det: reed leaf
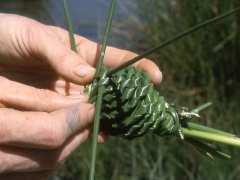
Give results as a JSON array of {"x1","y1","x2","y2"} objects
[
  {"x1": 191, "y1": 102, "x2": 212, "y2": 114},
  {"x1": 182, "y1": 128, "x2": 240, "y2": 148},
  {"x1": 63, "y1": 0, "x2": 77, "y2": 52},
  {"x1": 188, "y1": 102, "x2": 235, "y2": 137},
  {"x1": 89, "y1": 1, "x2": 117, "y2": 180}
]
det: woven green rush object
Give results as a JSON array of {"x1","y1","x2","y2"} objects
[{"x1": 89, "y1": 66, "x2": 196, "y2": 139}]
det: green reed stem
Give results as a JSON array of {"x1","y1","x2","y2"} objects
[
  {"x1": 95, "y1": 0, "x2": 117, "y2": 76},
  {"x1": 89, "y1": 85, "x2": 104, "y2": 180},
  {"x1": 191, "y1": 102, "x2": 212, "y2": 113},
  {"x1": 183, "y1": 128, "x2": 240, "y2": 148},
  {"x1": 108, "y1": 7, "x2": 240, "y2": 75},
  {"x1": 63, "y1": 0, "x2": 77, "y2": 52},
  {"x1": 188, "y1": 102, "x2": 235, "y2": 136},
  {"x1": 187, "y1": 122, "x2": 235, "y2": 137},
  {"x1": 89, "y1": 1, "x2": 117, "y2": 180}
]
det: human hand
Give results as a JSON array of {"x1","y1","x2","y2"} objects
[{"x1": 0, "y1": 13, "x2": 162, "y2": 179}]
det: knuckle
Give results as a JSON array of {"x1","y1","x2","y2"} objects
[
  {"x1": 16, "y1": 18, "x2": 41, "y2": 53},
  {"x1": 41, "y1": 116, "x2": 67, "y2": 149},
  {"x1": 44, "y1": 129, "x2": 65, "y2": 149}
]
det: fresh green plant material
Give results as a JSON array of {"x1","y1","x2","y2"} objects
[
  {"x1": 88, "y1": 1, "x2": 117, "y2": 180},
  {"x1": 89, "y1": 66, "x2": 240, "y2": 159},
  {"x1": 90, "y1": 67, "x2": 183, "y2": 139},
  {"x1": 63, "y1": 0, "x2": 77, "y2": 52}
]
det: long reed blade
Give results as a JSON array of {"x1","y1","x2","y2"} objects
[
  {"x1": 187, "y1": 122, "x2": 236, "y2": 137},
  {"x1": 89, "y1": 1, "x2": 117, "y2": 180},
  {"x1": 191, "y1": 102, "x2": 212, "y2": 113},
  {"x1": 95, "y1": 1, "x2": 117, "y2": 76},
  {"x1": 63, "y1": 0, "x2": 77, "y2": 52},
  {"x1": 108, "y1": 7, "x2": 240, "y2": 75},
  {"x1": 182, "y1": 128, "x2": 240, "y2": 148},
  {"x1": 188, "y1": 102, "x2": 236, "y2": 136}
]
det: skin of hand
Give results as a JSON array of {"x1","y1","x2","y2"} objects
[{"x1": 0, "y1": 13, "x2": 162, "y2": 179}]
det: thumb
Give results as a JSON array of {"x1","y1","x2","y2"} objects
[{"x1": 30, "y1": 24, "x2": 95, "y2": 85}]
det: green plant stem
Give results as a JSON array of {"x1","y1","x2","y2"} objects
[
  {"x1": 63, "y1": 0, "x2": 77, "y2": 52},
  {"x1": 89, "y1": 85, "x2": 104, "y2": 180},
  {"x1": 95, "y1": 0, "x2": 117, "y2": 76},
  {"x1": 89, "y1": 1, "x2": 117, "y2": 180},
  {"x1": 182, "y1": 128, "x2": 240, "y2": 148},
  {"x1": 191, "y1": 102, "x2": 212, "y2": 113},
  {"x1": 108, "y1": 7, "x2": 240, "y2": 75},
  {"x1": 187, "y1": 122, "x2": 235, "y2": 137},
  {"x1": 188, "y1": 102, "x2": 235, "y2": 136}
]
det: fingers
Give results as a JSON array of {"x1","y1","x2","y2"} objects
[
  {"x1": 135, "y1": 59, "x2": 163, "y2": 85},
  {"x1": 0, "y1": 104, "x2": 94, "y2": 149},
  {"x1": 0, "y1": 77, "x2": 86, "y2": 112},
  {"x1": 53, "y1": 79, "x2": 85, "y2": 96},
  {"x1": 22, "y1": 20, "x2": 95, "y2": 85},
  {"x1": 74, "y1": 36, "x2": 162, "y2": 84},
  {"x1": 0, "y1": 130, "x2": 90, "y2": 174},
  {"x1": 49, "y1": 26, "x2": 162, "y2": 84},
  {"x1": 98, "y1": 132, "x2": 106, "y2": 144}
]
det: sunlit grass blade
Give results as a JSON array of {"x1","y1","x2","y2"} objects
[
  {"x1": 95, "y1": 0, "x2": 117, "y2": 76},
  {"x1": 182, "y1": 128, "x2": 240, "y2": 148},
  {"x1": 89, "y1": 1, "x2": 117, "y2": 180},
  {"x1": 188, "y1": 102, "x2": 235, "y2": 137},
  {"x1": 186, "y1": 101, "x2": 235, "y2": 138},
  {"x1": 187, "y1": 138, "x2": 231, "y2": 160},
  {"x1": 191, "y1": 102, "x2": 212, "y2": 113},
  {"x1": 63, "y1": 0, "x2": 77, "y2": 52},
  {"x1": 187, "y1": 122, "x2": 236, "y2": 137},
  {"x1": 108, "y1": 7, "x2": 240, "y2": 75}
]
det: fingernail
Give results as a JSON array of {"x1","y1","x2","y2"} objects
[{"x1": 74, "y1": 64, "x2": 95, "y2": 77}]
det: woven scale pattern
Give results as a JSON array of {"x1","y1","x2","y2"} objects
[{"x1": 90, "y1": 67, "x2": 182, "y2": 139}]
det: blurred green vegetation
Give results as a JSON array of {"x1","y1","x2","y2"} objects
[
  {"x1": 55, "y1": 0, "x2": 240, "y2": 180},
  {"x1": 1, "y1": 0, "x2": 240, "y2": 179}
]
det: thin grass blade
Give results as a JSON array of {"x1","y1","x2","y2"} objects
[
  {"x1": 95, "y1": 0, "x2": 117, "y2": 76},
  {"x1": 108, "y1": 7, "x2": 240, "y2": 75},
  {"x1": 89, "y1": 1, "x2": 117, "y2": 180},
  {"x1": 183, "y1": 128, "x2": 240, "y2": 148},
  {"x1": 191, "y1": 102, "x2": 212, "y2": 113},
  {"x1": 188, "y1": 102, "x2": 235, "y2": 136},
  {"x1": 63, "y1": 0, "x2": 77, "y2": 52},
  {"x1": 187, "y1": 122, "x2": 235, "y2": 137}
]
